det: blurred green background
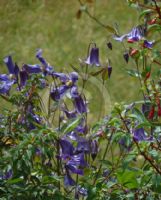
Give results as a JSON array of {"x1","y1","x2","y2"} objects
[{"x1": 0, "y1": 0, "x2": 141, "y2": 113}]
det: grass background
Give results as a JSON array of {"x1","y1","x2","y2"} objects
[{"x1": 0, "y1": 0, "x2": 142, "y2": 116}]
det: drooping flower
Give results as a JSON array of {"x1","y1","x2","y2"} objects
[
  {"x1": 22, "y1": 64, "x2": 42, "y2": 74},
  {"x1": 36, "y1": 49, "x2": 54, "y2": 75},
  {"x1": 107, "y1": 42, "x2": 112, "y2": 50},
  {"x1": 74, "y1": 95, "x2": 87, "y2": 114},
  {"x1": 0, "y1": 169, "x2": 12, "y2": 180},
  {"x1": 107, "y1": 65, "x2": 112, "y2": 78},
  {"x1": 90, "y1": 140, "x2": 98, "y2": 160},
  {"x1": 76, "y1": 138, "x2": 90, "y2": 153},
  {"x1": 0, "y1": 79, "x2": 15, "y2": 94},
  {"x1": 64, "y1": 171, "x2": 76, "y2": 186},
  {"x1": 85, "y1": 47, "x2": 100, "y2": 66},
  {"x1": 60, "y1": 139, "x2": 74, "y2": 156},
  {"x1": 19, "y1": 70, "x2": 28, "y2": 88},
  {"x1": 3, "y1": 56, "x2": 19, "y2": 76},
  {"x1": 133, "y1": 128, "x2": 153, "y2": 141},
  {"x1": 114, "y1": 25, "x2": 146, "y2": 42},
  {"x1": 59, "y1": 139, "x2": 87, "y2": 175},
  {"x1": 50, "y1": 85, "x2": 68, "y2": 101},
  {"x1": 123, "y1": 52, "x2": 129, "y2": 63},
  {"x1": 143, "y1": 40, "x2": 154, "y2": 49}
]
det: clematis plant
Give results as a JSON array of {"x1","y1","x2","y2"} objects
[{"x1": 0, "y1": 0, "x2": 161, "y2": 199}]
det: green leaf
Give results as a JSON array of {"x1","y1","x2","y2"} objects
[
  {"x1": 62, "y1": 117, "x2": 81, "y2": 134},
  {"x1": 148, "y1": 24, "x2": 161, "y2": 33},
  {"x1": 105, "y1": 25, "x2": 117, "y2": 34},
  {"x1": 99, "y1": 159, "x2": 113, "y2": 166},
  {"x1": 102, "y1": 69, "x2": 108, "y2": 81},
  {"x1": 7, "y1": 178, "x2": 23, "y2": 184},
  {"x1": 131, "y1": 107, "x2": 150, "y2": 126},
  {"x1": 139, "y1": 9, "x2": 154, "y2": 20},
  {"x1": 90, "y1": 68, "x2": 104, "y2": 76},
  {"x1": 117, "y1": 170, "x2": 139, "y2": 189}
]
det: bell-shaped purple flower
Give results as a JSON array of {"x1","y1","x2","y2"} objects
[
  {"x1": 0, "y1": 79, "x2": 15, "y2": 94},
  {"x1": 63, "y1": 110, "x2": 77, "y2": 119},
  {"x1": 114, "y1": 25, "x2": 146, "y2": 42},
  {"x1": 36, "y1": 49, "x2": 48, "y2": 67},
  {"x1": 77, "y1": 186, "x2": 88, "y2": 196},
  {"x1": 70, "y1": 72, "x2": 78, "y2": 83},
  {"x1": 0, "y1": 74, "x2": 10, "y2": 81},
  {"x1": 90, "y1": 140, "x2": 98, "y2": 160},
  {"x1": 0, "y1": 169, "x2": 12, "y2": 180},
  {"x1": 50, "y1": 85, "x2": 68, "y2": 101},
  {"x1": 64, "y1": 171, "x2": 75, "y2": 186},
  {"x1": 107, "y1": 42, "x2": 112, "y2": 50},
  {"x1": 36, "y1": 49, "x2": 54, "y2": 74},
  {"x1": 19, "y1": 70, "x2": 28, "y2": 87},
  {"x1": 3, "y1": 56, "x2": 15, "y2": 74},
  {"x1": 74, "y1": 95, "x2": 87, "y2": 114},
  {"x1": 108, "y1": 65, "x2": 112, "y2": 78},
  {"x1": 143, "y1": 40, "x2": 154, "y2": 49},
  {"x1": 59, "y1": 139, "x2": 74, "y2": 156},
  {"x1": 85, "y1": 47, "x2": 100, "y2": 66},
  {"x1": 123, "y1": 52, "x2": 129, "y2": 63},
  {"x1": 66, "y1": 153, "x2": 87, "y2": 175},
  {"x1": 52, "y1": 72, "x2": 68, "y2": 83},
  {"x1": 133, "y1": 128, "x2": 152, "y2": 141},
  {"x1": 23, "y1": 64, "x2": 41, "y2": 74},
  {"x1": 76, "y1": 139, "x2": 90, "y2": 153},
  {"x1": 66, "y1": 131, "x2": 79, "y2": 141},
  {"x1": 71, "y1": 85, "x2": 79, "y2": 98}
]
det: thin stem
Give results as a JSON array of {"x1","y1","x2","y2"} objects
[
  {"x1": 92, "y1": 130, "x2": 114, "y2": 185},
  {"x1": 118, "y1": 112, "x2": 161, "y2": 175},
  {"x1": 78, "y1": 0, "x2": 108, "y2": 30},
  {"x1": 135, "y1": 60, "x2": 146, "y2": 99}
]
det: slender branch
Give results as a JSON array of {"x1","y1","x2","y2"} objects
[
  {"x1": 92, "y1": 129, "x2": 114, "y2": 185},
  {"x1": 78, "y1": 0, "x2": 108, "y2": 30},
  {"x1": 118, "y1": 112, "x2": 161, "y2": 175}
]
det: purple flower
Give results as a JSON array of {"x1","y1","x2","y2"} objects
[
  {"x1": 0, "y1": 79, "x2": 15, "y2": 94},
  {"x1": 70, "y1": 85, "x2": 79, "y2": 98},
  {"x1": 63, "y1": 110, "x2": 77, "y2": 119},
  {"x1": 114, "y1": 25, "x2": 146, "y2": 42},
  {"x1": 66, "y1": 153, "x2": 86, "y2": 175},
  {"x1": 36, "y1": 49, "x2": 54, "y2": 75},
  {"x1": 3, "y1": 56, "x2": 15, "y2": 74},
  {"x1": 74, "y1": 95, "x2": 87, "y2": 114},
  {"x1": 51, "y1": 72, "x2": 79, "y2": 101},
  {"x1": 123, "y1": 52, "x2": 129, "y2": 63},
  {"x1": 27, "y1": 105, "x2": 42, "y2": 130},
  {"x1": 108, "y1": 65, "x2": 112, "y2": 78},
  {"x1": 59, "y1": 139, "x2": 87, "y2": 175},
  {"x1": 143, "y1": 40, "x2": 154, "y2": 49},
  {"x1": 60, "y1": 139, "x2": 74, "y2": 156},
  {"x1": 0, "y1": 74, "x2": 10, "y2": 81},
  {"x1": 19, "y1": 70, "x2": 28, "y2": 87},
  {"x1": 70, "y1": 72, "x2": 78, "y2": 83},
  {"x1": 0, "y1": 169, "x2": 12, "y2": 180},
  {"x1": 107, "y1": 42, "x2": 112, "y2": 50},
  {"x1": 133, "y1": 128, "x2": 153, "y2": 141},
  {"x1": 85, "y1": 47, "x2": 100, "y2": 66},
  {"x1": 22, "y1": 64, "x2": 42, "y2": 74},
  {"x1": 76, "y1": 139, "x2": 90, "y2": 153},
  {"x1": 52, "y1": 72, "x2": 68, "y2": 83},
  {"x1": 66, "y1": 131, "x2": 79, "y2": 141},
  {"x1": 64, "y1": 172, "x2": 75, "y2": 186},
  {"x1": 50, "y1": 85, "x2": 68, "y2": 101},
  {"x1": 90, "y1": 140, "x2": 98, "y2": 160},
  {"x1": 77, "y1": 186, "x2": 88, "y2": 196}
]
